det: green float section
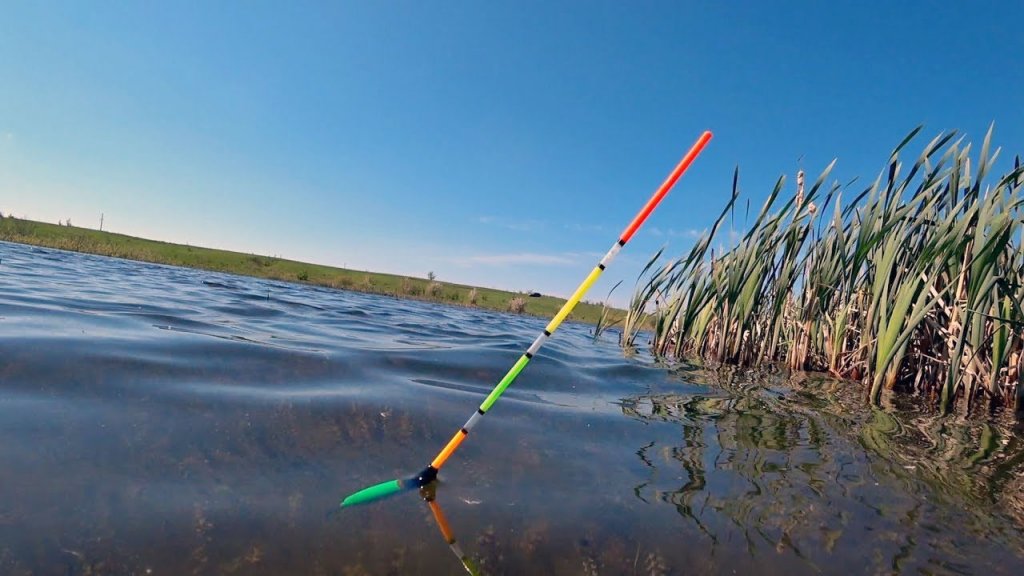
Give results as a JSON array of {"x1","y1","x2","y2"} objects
[
  {"x1": 480, "y1": 355, "x2": 530, "y2": 412},
  {"x1": 340, "y1": 479, "x2": 404, "y2": 507}
]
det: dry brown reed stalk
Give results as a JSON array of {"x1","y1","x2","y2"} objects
[
  {"x1": 508, "y1": 297, "x2": 526, "y2": 314},
  {"x1": 467, "y1": 287, "x2": 478, "y2": 305}
]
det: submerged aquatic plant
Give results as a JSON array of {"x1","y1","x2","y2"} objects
[{"x1": 627, "y1": 126, "x2": 1024, "y2": 413}]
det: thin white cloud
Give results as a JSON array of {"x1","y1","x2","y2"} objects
[
  {"x1": 506, "y1": 220, "x2": 543, "y2": 232},
  {"x1": 474, "y1": 215, "x2": 545, "y2": 232},
  {"x1": 647, "y1": 226, "x2": 705, "y2": 239},
  {"x1": 451, "y1": 252, "x2": 578, "y2": 267},
  {"x1": 476, "y1": 217, "x2": 608, "y2": 235},
  {"x1": 564, "y1": 222, "x2": 605, "y2": 233}
]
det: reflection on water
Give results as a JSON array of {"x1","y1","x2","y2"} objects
[
  {"x1": 420, "y1": 483, "x2": 481, "y2": 576},
  {"x1": 621, "y1": 370, "x2": 1024, "y2": 574},
  {"x1": 1, "y1": 241, "x2": 1023, "y2": 575}
]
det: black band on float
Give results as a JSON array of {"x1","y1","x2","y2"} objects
[{"x1": 414, "y1": 465, "x2": 439, "y2": 487}]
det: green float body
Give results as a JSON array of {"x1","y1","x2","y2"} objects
[
  {"x1": 341, "y1": 466, "x2": 437, "y2": 507},
  {"x1": 341, "y1": 479, "x2": 403, "y2": 507}
]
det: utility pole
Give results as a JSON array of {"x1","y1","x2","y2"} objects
[{"x1": 100, "y1": 213, "x2": 104, "y2": 231}]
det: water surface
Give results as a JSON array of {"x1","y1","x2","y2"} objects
[{"x1": 1, "y1": 241, "x2": 1022, "y2": 575}]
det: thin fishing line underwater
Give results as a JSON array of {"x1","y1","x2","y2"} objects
[{"x1": 341, "y1": 130, "x2": 713, "y2": 507}]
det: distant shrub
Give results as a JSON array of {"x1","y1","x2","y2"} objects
[
  {"x1": 427, "y1": 271, "x2": 436, "y2": 281},
  {"x1": 297, "y1": 270, "x2": 309, "y2": 281},
  {"x1": 251, "y1": 254, "x2": 278, "y2": 268},
  {"x1": 0, "y1": 217, "x2": 35, "y2": 237},
  {"x1": 508, "y1": 297, "x2": 526, "y2": 314}
]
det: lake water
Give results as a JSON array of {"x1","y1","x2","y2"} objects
[{"x1": 1, "y1": 240, "x2": 1023, "y2": 575}]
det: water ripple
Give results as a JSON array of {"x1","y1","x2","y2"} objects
[{"x1": 1, "y1": 240, "x2": 1022, "y2": 575}]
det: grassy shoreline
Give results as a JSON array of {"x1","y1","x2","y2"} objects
[{"x1": 0, "y1": 217, "x2": 623, "y2": 326}]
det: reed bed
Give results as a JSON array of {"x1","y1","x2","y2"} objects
[{"x1": 625, "y1": 127, "x2": 1024, "y2": 413}]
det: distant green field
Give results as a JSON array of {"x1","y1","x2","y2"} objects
[{"x1": 0, "y1": 217, "x2": 626, "y2": 326}]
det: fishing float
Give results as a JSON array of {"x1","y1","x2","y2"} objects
[{"x1": 341, "y1": 130, "x2": 713, "y2": 507}]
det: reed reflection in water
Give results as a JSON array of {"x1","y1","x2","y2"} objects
[{"x1": 620, "y1": 368, "x2": 1024, "y2": 574}]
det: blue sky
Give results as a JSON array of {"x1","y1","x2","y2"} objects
[{"x1": 2, "y1": 2, "x2": 1022, "y2": 306}]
